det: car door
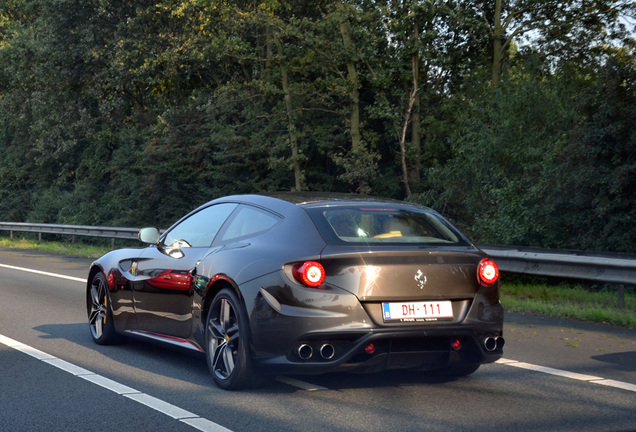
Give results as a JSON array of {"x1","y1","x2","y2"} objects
[{"x1": 131, "y1": 203, "x2": 238, "y2": 337}]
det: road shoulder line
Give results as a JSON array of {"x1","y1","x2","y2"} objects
[
  {"x1": 0, "y1": 262, "x2": 86, "y2": 283},
  {"x1": 497, "y1": 358, "x2": 636, "y2": 393},
  {"x1": 0, "y1": 333, "x2": 233, "y2": 432}
]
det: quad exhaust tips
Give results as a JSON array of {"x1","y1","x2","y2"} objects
[
  {"x1": 484, "y1": 336, "x2": 505, "y2": 352},
  {"x1": 320, "y1": 344, "x2": 335, "y2": 360},
  {"x1": 299, "y1": 338, "x2": 503, "y2": 360},
  {"x1": 297, "y1": 343, "x2": 335, "y2": 360},
  {"x1": 297, "y1": 344, "x2": 313, "y2": 360}
]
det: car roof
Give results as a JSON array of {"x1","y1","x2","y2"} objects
[
  {"x1": 264, "y1": 192, "x2": 400, "y2": 206},
  {"x1": 210, "y1": 192, "x2": 429, "y2": 212}
]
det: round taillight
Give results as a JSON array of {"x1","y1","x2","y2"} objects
[
  {"x1": 295, "y1": 261, "x2": 325, "y2": 287},
  {"x1": 478, "y1": 258, "x2": 499, "y2": 285}
]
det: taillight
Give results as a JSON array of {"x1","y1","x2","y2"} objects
[
  {"x1": 478, "y1": 258, "x2": 499, "y2": 285},
  {"x1": 293, "y1": 261, "x2": 325, "y2": 287}
]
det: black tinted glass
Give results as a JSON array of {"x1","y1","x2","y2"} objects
[
  {"x1": 163, "y1": 203, "x2": 238, "y2": 248},
  {"x1": 219, "y1": 205, "x2": 280, "y2": 242},
  {"x1": 306, "y1": 205, "x2": 467, "y2": 246}
]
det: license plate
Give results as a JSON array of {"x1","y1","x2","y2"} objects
[{"x1": 382, "y1": 301, "x2": 453, "y2": 321}]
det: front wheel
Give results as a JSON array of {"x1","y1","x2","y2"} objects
[
  {"x1": 205, "y1": 288, "x2": 258, "y2": 390},
  {"x1": 87, "y1": 272, "x2": 119, "y2": 345}
]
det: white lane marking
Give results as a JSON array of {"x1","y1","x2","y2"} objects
[
  {"x1": 0, "y1": 334, "x2": 233, "y2": 432},
  {"x1": 276, "y1": 376, "x2": 328, "y2": 391},
  {"x1": 0, "y1": 263, "x2": 86, "y2": 283},
  {"x1": 81, "y1": 374, "x2": 140, "y2": 395},
  {"x1": 594, "y1": 379, "x2": 636, "y2": 392},
  {"x1": 497, "y1": 358, "x2": 636, "y2": 393},
  {"x1": 125, "y1": 393, "x2": 200, "y2": 420},
  {"x1": 42, "y1": 358, "x2": 93, "y2": 376}
]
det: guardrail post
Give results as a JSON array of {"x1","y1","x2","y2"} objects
[{"x1": 617, "y1": 284, "x2": 625, "y2": 309}]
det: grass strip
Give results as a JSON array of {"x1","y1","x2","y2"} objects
[
  {"x1": 501, "y1": 282, "x2": 635, "y2": 328},
  {"x1": 0, "y1": 237, "x2": 115, "y2": 259}
]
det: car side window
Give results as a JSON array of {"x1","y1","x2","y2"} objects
[
  {"x1": 218, "y1": 205, "x2": 280, "y2": 243},
  {"x1": 163, "y1": 203, "x2": 238, "y2": 248}
]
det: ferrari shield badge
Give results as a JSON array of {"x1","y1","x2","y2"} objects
[{"x1": 414, "y1": 269, "x2": 427, "y2": 289}]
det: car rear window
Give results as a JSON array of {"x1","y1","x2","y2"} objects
[{"x1": 305, "y1": 205, "x2": 467, "y2": 246}]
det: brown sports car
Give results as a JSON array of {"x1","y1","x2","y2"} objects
[{"x1": 87, "y1": 193, "x2": 504, "y2": 389}]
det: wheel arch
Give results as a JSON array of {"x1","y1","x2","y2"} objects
[
  {"x1": 86, "y1": 264, "x2": 105, "y2": 311},
  {"x1": 201, "y1": 275, "x2": 246, "y2": 329},
  {"x1": 87, "y1": 264, "x2": 104, "y2": 287}
]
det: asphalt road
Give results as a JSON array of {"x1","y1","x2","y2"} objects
[{"x1": 1, "y1": 247, "x2": 634, "y2": 432}]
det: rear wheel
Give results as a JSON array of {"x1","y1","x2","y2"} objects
[
  {"x1": 205, "y1": 288, "x2": 257, "y2": 390},
  {"x1": 87, "y1": 272, "x2": 118, "y2": 345}
]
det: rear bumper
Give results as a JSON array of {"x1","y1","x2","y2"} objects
[
  {"x1": 254, "y1": 326, "x2": 504, "y2": 374},
  {"x1": 247, "y1": 273, "x2": 503, "y2": 375}
]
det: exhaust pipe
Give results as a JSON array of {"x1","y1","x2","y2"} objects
[
  {"x1": 483, "y1": 337, "x2": 505, "y2": 352},
  {"x1": 496, "y1": 336, "x2": 505, "y2": 350},
  {"x1": 484, "y1": 337, "x2": 497, "y2": 352},
  {"x1": 320, "y1": 344, "x2": 335, "y2": 360},
  {"x1": 297, "y1": 344, "x2": 313, "y2": 360}
]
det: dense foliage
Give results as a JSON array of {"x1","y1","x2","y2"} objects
[{"x1": 1, "y1": 0, "x2": 635, "y2": 252}]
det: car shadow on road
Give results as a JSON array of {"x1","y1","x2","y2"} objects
[
  {"x1": 591, "y1": 351, "x2": 636, "y2": 372},
  {"x1": 31, "y1": 323, "x2": 211, "y2": 384},
  {"x1": 285, "y1": 369, "x2": 464, "y2": 391}
]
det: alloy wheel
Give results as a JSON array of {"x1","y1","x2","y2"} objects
[
  {"x1": 89, "y1": 276, "x2": 108, "y2": 340},
  {"x1": 207, "y1": 297, "x2": 240, "y2": 380}
]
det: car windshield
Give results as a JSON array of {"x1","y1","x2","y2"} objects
[{"x1": 305, "y1": 205, "x2": 467, "y2": 246}]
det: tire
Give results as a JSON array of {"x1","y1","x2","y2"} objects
[
  {"x1": 87, "y1": 272, "x2": 119, "y2": 345},
  {"x1": 205, "y1": 288, "x2": 257, "y2": 390}
]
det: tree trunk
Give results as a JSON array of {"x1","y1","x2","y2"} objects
[
  {"x1": 275, "y1": 38, "x2": 303, "y2": 191},
  {"x1": 399, "y1": 55, "x2": 418, "y2": 197},
  {"x1": 410, "y1": 0, "x2": 421, "y2": 186},
  {"x1": 492, "y1": 0, "x2": 503, "y2": 88},
  {"x1": 336, "y1": 1, "x2": 362, "y2": 152},
  {"x1": 264, "y1": 25, "x2": 273, "y2": 83}
]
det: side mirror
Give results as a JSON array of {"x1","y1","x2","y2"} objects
[{"x1": 138, "y1": 227, "x2": 160, "y2": 244}]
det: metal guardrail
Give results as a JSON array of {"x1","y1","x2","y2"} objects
[
  {"x1": 0, "y1": 222, "x2": 139, "y2": 248},
  {"x1": 479, "y1": 245, "x2": 635, "y2": 308},
  {"x1": 1, "y1": 222, "x2": 635, "y2": 288},
  {"x1": 479, "y1": 245, "x2": 636, "y2": 286}
]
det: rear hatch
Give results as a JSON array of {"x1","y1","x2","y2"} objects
[
  {"x1": 302, "y1": 202, "x2": 486, "y2": 325},
  {"x1": 320, "y1": 245, "x2": 485, "y2": 301},
  {"x1": 320, "y1": 245, "x2": 485, "y2": 325}
]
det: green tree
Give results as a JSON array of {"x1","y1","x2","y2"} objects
[
  {"x1": 1, "y1": 0, "x2": 634, "y2": 254},
  {"x1": 555, "y1": 50, "x2": 636, "y2": 252},
  {"x1": 467, "y1": 0, "x2": 636, "y2": 87},
  {"x1": 418, "y1": 55, "x2": 580, "y2": 245}
]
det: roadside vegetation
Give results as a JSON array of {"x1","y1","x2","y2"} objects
[
  {"x1": 501, "y1": 278, "x2": 636, "y2": 328},
  {"x1": 1, "y1": 235, "x2": 633, "y2": 328},
  {"x1": 1, "y1": 1, "x2": 635, "y2": 256},
  {"x1": 0, "y1": 235, "x2": 136, "y2": 259}
]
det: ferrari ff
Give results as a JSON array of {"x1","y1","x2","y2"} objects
[{"x1": 87, "y1": 193, "x2": 504, "y2": 390}]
